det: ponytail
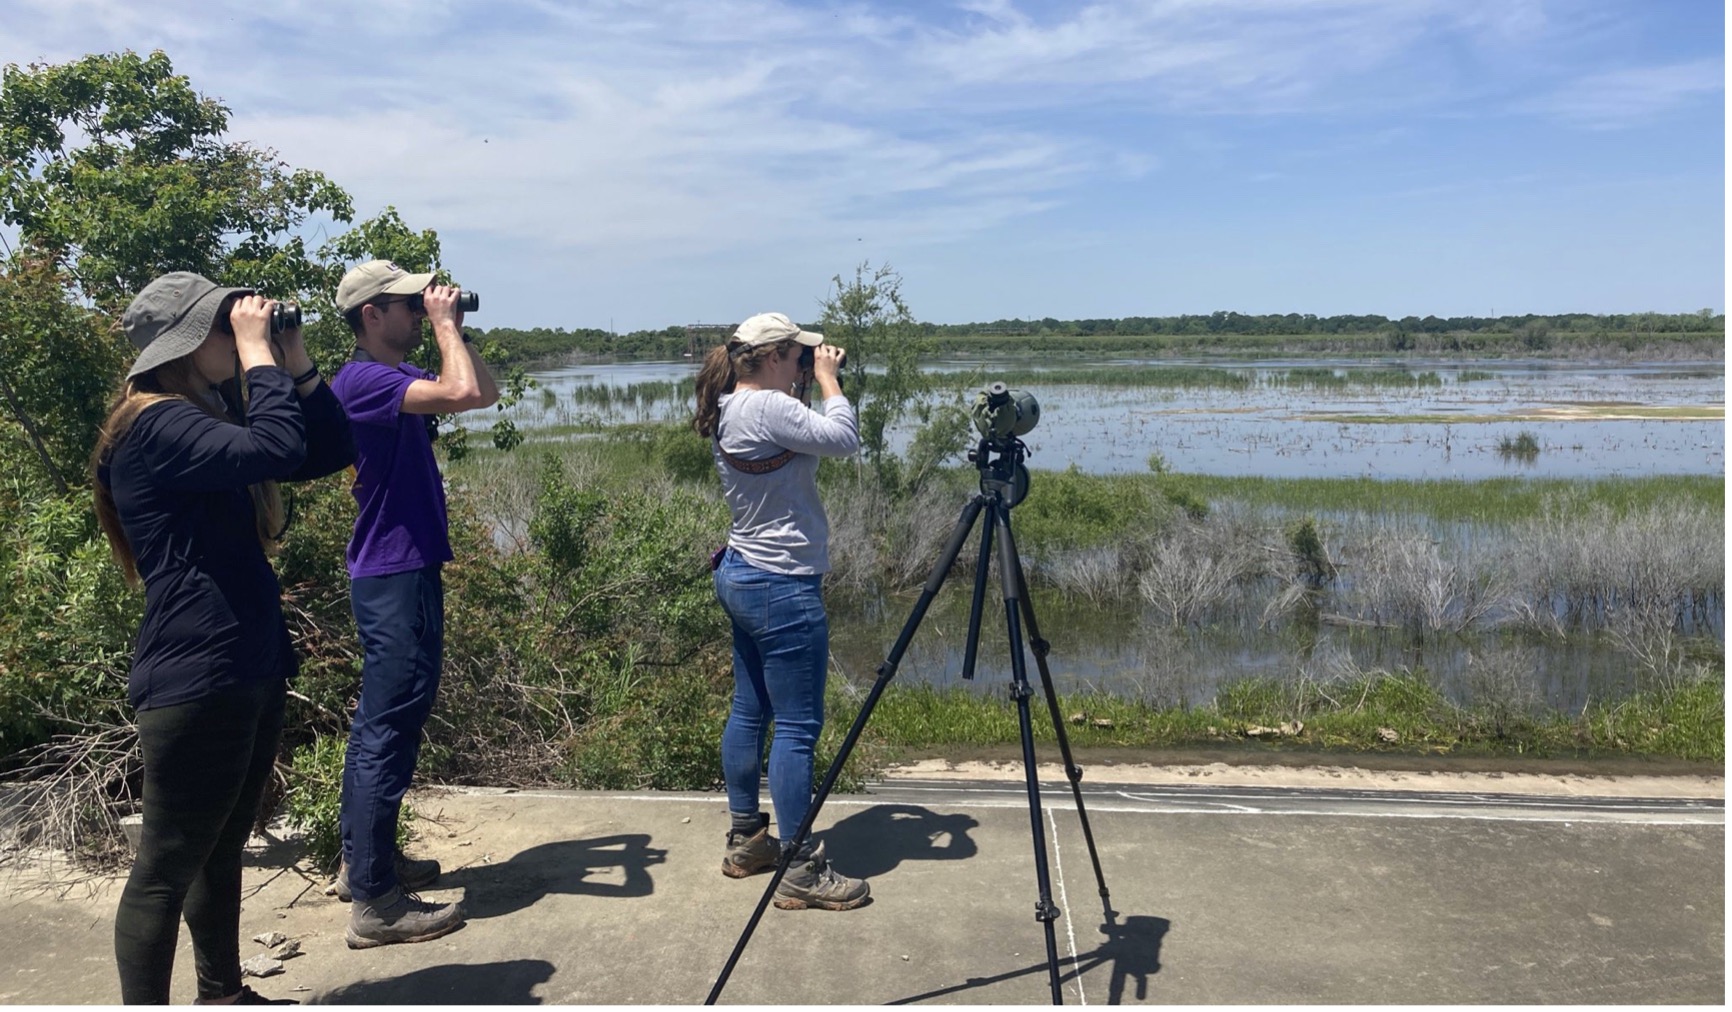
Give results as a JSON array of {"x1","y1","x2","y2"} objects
[{"x1": 691, "y1": 338, "x2": 795, "y2": 438}]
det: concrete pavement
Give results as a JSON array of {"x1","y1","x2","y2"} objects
[{"x1": 1, "y1": 761, "x2": 1723, "y2": 1005}]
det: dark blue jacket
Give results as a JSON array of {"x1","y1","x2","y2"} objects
[{"x1": 106, "y1": 367, "x2": 354, "y2": 710}]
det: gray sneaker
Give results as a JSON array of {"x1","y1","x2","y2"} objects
[
  {"x1": 773, "y1": 841, "x2": 869, "y2": 911},
  {"x1": 345, "y1": 887, "x2": 465, "y2": 949},
  {"x1": 722, "y1": 813, "x2": 779, "y2": 879},
  {"x1": 331, "y1": 853, "x2": 441, "y2": 902}
]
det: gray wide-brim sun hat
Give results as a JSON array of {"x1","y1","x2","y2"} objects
[{"x1": 123, "y1": 272, "x2": 255, "y2": 380}]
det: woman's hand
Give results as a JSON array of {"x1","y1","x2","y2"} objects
[
  {"x1": 811, "y1": 344, "x2": 846, "y2": 399},
  {"x1": 812, "y1": 344, "x2": 845, "y2": 379},
  {"x1": 270, "y1": 310, "x2": 316, "y2": 385},
  {"x1": 228, "y1": 295, "x2": 277, "y2": 372}
]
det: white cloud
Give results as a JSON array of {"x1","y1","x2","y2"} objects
[
  {"x1": 1519, "y1": 59, "x2": 1724, "y2": 129},
  {"x1": 2, "y1": 0, "x2": 1719, "y2": 326}
]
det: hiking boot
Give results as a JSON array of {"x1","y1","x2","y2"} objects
[
  {"x1": 345, "y1": 887, "x2": 465, "y2": 949},
  {"x1": 773, "y1": 841, "x2": 869, "y2": 911},
  {"x1": 722, "y1": 812, "x2": 779, "y2": 879},
  {"x1": 194, "y1": 986, "x2": 297, "y2": 1005},
  {"x1": 331, "y1": 853, "x2": 442, "y2": 902}
]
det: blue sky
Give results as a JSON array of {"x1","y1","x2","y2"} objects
[{"x1": 3, "y1": 0, "x2": 1723, "y2": 331}]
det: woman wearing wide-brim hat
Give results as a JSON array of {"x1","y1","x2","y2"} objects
[{"x1": 92, "y1": 272, "x2": 354, "y2": 1005}]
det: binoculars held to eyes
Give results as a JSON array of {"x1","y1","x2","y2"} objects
[
  {"x1": 270, "y1": 303, "x2": 301, "y2": 333},
  {"x1": 797, "y1": 345, "x2": 845, "y2": 372},
  {"x1": 407, "y1": 291, "x2": 480, "y2": 314}
]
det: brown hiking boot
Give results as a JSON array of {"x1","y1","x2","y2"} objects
[
  {"x1": 345, "y1": 887, "x2": 465, "y2": 949},
  {"x1": 331, "y1": 853, "x2": 441, "y2": 902},
  {"x1": 773, "y1": 841, "x2": 869, "y2": 911},
  {"x1": 722, "y1": 812, "x2": 779, "y2": 879}
]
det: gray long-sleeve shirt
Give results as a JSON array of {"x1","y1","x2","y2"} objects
[{"x1": 715, "y1": 388, "x2": 859, "y2": 575}]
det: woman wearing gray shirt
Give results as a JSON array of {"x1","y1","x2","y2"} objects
[{"x1": 692, "y1": 312, "x2": 868, "y2": 911}]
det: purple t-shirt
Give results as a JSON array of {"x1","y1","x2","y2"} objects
[{"x1": 330, "y1": 360, "x2": 453, "y2": 579}]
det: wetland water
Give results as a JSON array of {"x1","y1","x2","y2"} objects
[
  {"x1": 489, "y1": 357, "x2": 1724, "y2": 479},
  {"x1": 465, "y1": 356, "x2": 1725, "y2": 709}
]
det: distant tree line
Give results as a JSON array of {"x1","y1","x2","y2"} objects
[{"x1": 474, "y1": 308, "x2": 1724, "y2": 366}]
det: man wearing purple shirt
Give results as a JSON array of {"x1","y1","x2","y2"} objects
[{"x1": 329, "y1": 260, "x2": 498, "y2": 948}]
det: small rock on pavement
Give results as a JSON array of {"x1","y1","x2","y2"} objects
[
  {"x1": 240, "y1": 955, "x2": 284, "y2": 978},
  {"x1": 276, "y1": 939, "x2": 303, "y2": 959},
  {"x1": 252, "y1": 931, "x2": 286, "y2": 948}
]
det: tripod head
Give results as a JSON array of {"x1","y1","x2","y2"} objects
[{"x1": 969, "y1": 434, "x2": 1031, "y2": 507}]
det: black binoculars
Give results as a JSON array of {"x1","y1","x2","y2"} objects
[
  {"x1": 797, "y1": 345, "x2": 845, "y2": 371},
  {"x1": 407, "y1": 291, "x2": 480, "y2": 313},
  {"x1": 270, "y1": 302, "x2": 301, "y2": 334}
]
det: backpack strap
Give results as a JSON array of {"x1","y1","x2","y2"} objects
[
  {"x1": 716, "y1": 441, "x2": 796, "y2": 474},
  {"x1": 715, "y1": 409, "x2": 795, "y2": 474}
]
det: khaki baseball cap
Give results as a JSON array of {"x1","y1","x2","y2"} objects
[
  {"x1": 335, "y1": 260, "x2": 435, "y2": 313},
  {"x1": 731, "y1": 312, "x2": 823, "y2": 349}
]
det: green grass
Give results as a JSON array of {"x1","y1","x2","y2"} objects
[
  {"x1": 1150, "y1": 473, "x2": 1723, "y2": 524},
  {"x1": 846, "y1": 669, "x2": 1725, "y2": 763}
]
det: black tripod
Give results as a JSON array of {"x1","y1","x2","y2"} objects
[{"x1": 706, "y1": 434, "x2": 1114, "y2": 1005}]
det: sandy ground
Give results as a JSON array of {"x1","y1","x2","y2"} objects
[{"x1": 880, "y1": 757, "x2": 1726, "y2": 799}]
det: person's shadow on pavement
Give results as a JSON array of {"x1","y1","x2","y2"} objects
[
  {"x1": 889, "y1": 913, "x2": 1171, "y2": 1005},
  {"x1": 819, "y1": 804, "x2": 980, "y2": 879},
  {"x1": 437, "y1": 833, "x2": 667, "y2": 920},
  {"x1": 314, "y1": 957, "x2": 555, "y2": 1004}
]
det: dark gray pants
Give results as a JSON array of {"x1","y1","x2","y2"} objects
[{"x1": 114, "y1": 678, "x2": 285, "y2": 1004}]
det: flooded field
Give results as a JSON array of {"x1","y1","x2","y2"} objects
[
  {"x1": 480, "y1": 357, "x2": 1724, "y2": 479},
  {"x1": 462, "y1": 355, "x2": 1724, "y2": 710}
]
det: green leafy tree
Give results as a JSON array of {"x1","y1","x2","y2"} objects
[
  {"x1": 0, "y1": 50, "x2": 353, "y2": 308},
  {"x1": 818, "y1": 262, "x2": 931, "y2": 485},
  {"x1": 0, "y1": 257, "x2": 126, "y2": 493}
]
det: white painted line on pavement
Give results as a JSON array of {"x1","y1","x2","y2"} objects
[{"x1": 1047, "y1": 804, "x2": 1085, "y2": 1006}]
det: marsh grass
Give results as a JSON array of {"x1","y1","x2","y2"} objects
[
  {"x1": 848, "y1": 666, "x2": 1724, "y2": 762},
  {"x1": 923, "y1": 365, "x2": 1457, "y2": 393},
  {"x1": 1497, "y1": 431, "x2": 1541, "y2": 462}
]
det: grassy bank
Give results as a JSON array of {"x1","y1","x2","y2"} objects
[{"x1": 843, "y1": 669, "x2": 1726, "y2": 765}]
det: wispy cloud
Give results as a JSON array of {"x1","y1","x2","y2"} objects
[
  {"x1": 1519, "y1": 59, "x2": 1724, "y2": 129},
  {"x1": 2, "y1": 0, "x2": 1720, "y2": 324}
]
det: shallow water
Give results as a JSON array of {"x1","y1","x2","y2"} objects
[
  {"x1": 466, "y1": 355, "x2": 1724, "y2": 710},
  {"x1": 478, "y1": 356, "x2": 1724, "y2": 479},
  {"x1": 824, "y1": 583, "x2": 1692, "y2": 713}
]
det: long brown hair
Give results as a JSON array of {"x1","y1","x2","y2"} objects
[
  {"x1": 691, "y1": 339, "x2": 795, "y2": 438},
  {"x1": 91, "y1": 355, "x2": 286, "y2": 586}
]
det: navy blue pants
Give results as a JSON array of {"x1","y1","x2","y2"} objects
[{"x1": 341, "y1": 565, "x2": 443, "y2": 902}]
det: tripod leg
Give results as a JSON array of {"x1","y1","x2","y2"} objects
[
  {"x1": 1003, "y1": 518, "x2": 1113, "y2": 912},
  {"x1": 990, "y1": 498, "x2": 1066, "y2": 1005},
  {"x1": 706, "y1": 495, "x2": 987, "y2": 1005},
  {"x1": 960, "y1": 498, "x2": 995, "y2": 681}
]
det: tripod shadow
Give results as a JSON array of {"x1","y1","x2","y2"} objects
[
  {"x1": 314, "y1": 958, "x2": 555, "y2": 1004},
  {"x1": 436, "y1": 833, "x2": 667, "y2": 920},
  {"x1": 889, "y1": 913, "x2": 1171, "y2": 1005},
  {"x1": 819, "y1": 804, "x2": 980, "y2": 879}
]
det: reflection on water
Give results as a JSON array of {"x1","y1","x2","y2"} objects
[
  {"x1": 828, "y1": 586, "x2": 1681, "y2": 713},
  {"x1": 477, "y1": 356, "x2": 1724, "y2": 479}
]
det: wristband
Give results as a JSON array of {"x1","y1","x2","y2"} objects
[{"x1": 291, "y1": 365, "x2": 319, "y2": 385}]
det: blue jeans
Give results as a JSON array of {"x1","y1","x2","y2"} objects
[
  {"x1": 714, "y1": 549, "x2": 828, "y2": 846},
  {"x1": 341, "y1": 565, "x2": 443, "y2": 902}
]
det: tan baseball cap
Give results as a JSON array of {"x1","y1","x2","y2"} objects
[
  {"x1": 335, "y1": 260, "x2": 435, "y2": 313},
  {"x1": 731, "y1": 312, "x2": 823, "y2": 349}
]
